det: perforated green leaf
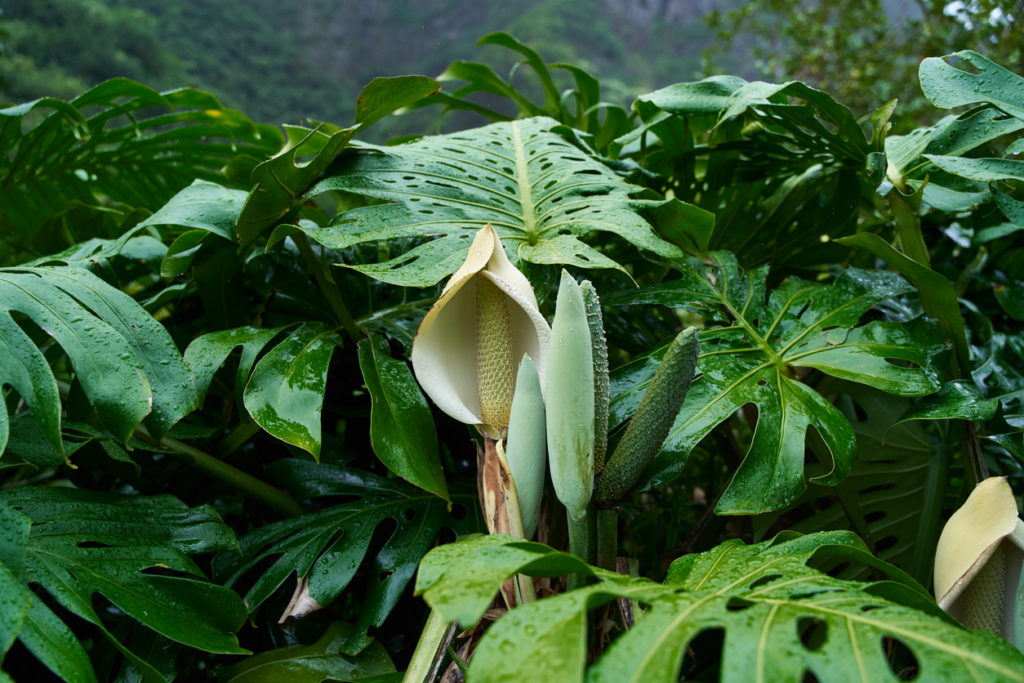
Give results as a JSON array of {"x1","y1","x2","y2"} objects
[
  {"x1": 0, "y1": 488, "x2": 246, "y2": 681},
  {"x1": 417, "y1": 533, "x2": 1024, "y2": 683},
  {"x1": 300, "y1": 116, "x2": 682, "y2": 286},
  {"x1": 607, "y1": 252, "x2": 943, "y2": 513}
]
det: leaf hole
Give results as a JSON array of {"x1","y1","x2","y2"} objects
[
  {"x1": 864, "y1": 510, "x2": 886, "y2": 523},
  {"x1": 797, "y1": 616, "x2": 827, "y2": 651},
  {"x1": 882, "y1": 636, "x2": 919, "y2": 680},
  {"x1": 378, "y1": 570, "x2": 394, "y2": 583},
  {"x1": 875, "y1": 535, "x2": 898, "y2": 552},
  {"x1": 748, "y1": 573, "x2": 782, "y2": 590},
  {"x1": 403, "y1": 508, "x2": 417, "y2": 521},
  {"x1": 802, "y1": 670, "x2": 821, "y2": 683},
  {"x1": 725, "y1": 597, "x2": 754, "y2": 611},
  {"x1": 76, "y1": 541, "x2": 111, "y2": 549},
  {"x1": 677, "y1": 627, "x2": 724, "y2": 680}
]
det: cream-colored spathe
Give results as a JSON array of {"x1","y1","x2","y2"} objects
[
  {"x1": 411, "y1": 225, "x2": 549, "y2": 434},
  {"x1": 933, "y1": 476, "x2": 1024, "y2": 649}
]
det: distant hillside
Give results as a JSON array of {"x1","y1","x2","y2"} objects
[{"x1": 0, "y1": 0, "x2": 740, "y2": 129}]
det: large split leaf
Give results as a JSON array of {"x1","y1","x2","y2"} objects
[
  {"x1": 417, "y1": 532, "x2": 1024, "y2": 682},
  {"x1": 0, "y1": 79, "x2": 280, "y2": 263},
  {"x1": 0, "y1": 265, "x2": 197, "y2": 456},
  {"x1": 606, "y1": 252, "x2": 943, "y2": 513},
  {"x1": 919, "y1": 50, "x2": 1024, "y2": 121},
  {"x1": 631, "y1": 77, "x2": 871, "y2": 269},
  {"x1": 790, "y1": 383, "x2": 944, "y2": 584},
  {"x1": 299, "y1": 116, "x2": 683, "y2": 286},
  {"x1": 213, "y1": 460, "x2": 472, "y2": 655},
  {"x1": 0, "y1": 487, "x2": 246, "y2": 682}
]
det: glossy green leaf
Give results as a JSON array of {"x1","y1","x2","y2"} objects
[
  {"x1": 0, "y1": 265, "x2": 202, "y2": 447},
  {"x1": 354, "y1": 76, "x2": 440, "y2": 128},
  {"x1": 919, "y1": 51, "x2": 1024, "y2": 120},
  {"x1": 243, "y1": 322, "x2": 341, "y2": 458},
  {"x1": 137, "y1": 179, "x2": 246, "y2": 239},
  {"x1": 607, "y1": 252, "x2": 943, "y2": 513},
  {"x1": 236, "y1": 122, "x2": 355, "y2": 242},
  {"x1": 897, "y1": 379, "x2": 999, "y2": 424},
  {"x1": 0, "y1": 488, "x2": 246, "y2": 680},
  {"x1": 357, "y1": 334, "x2": 448, "y2": 500},
  {"x1": 184, "y1": 325, "x2": 292, "y2": 405},
  {"x1": 925, "y1": 155, "x2": 1024, "y2": 182},
  {"x1": 419, "y1": 532, "x2": 1024, "y2": 682},
  {"x1": 791, "y1": 383, "x2": 945, "y2": 583},
  {"x1": 415, "y1": 534, "x2": 597, "y2": 626},
  {"x1": 222, "y1": 622, "x2": 395, "y2": 683},
  {"x1": 301, "y1": 116, "x2": 682, "y2": 286},
  {"x1": 214, "y1": 460, "x2": 462, "y2": 655},
  {"x1": 30, "y1": 267, "x2": 198, "y2": 437},
  {"x1": 838, "y1": 232, "x2": 968, "y2": 370}
]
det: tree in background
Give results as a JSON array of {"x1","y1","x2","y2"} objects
[{"x1": 703, "y1": 0, "x2": 1024, "y2": 126}]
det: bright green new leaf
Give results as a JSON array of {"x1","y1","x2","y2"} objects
[
  {"x1": 357, "y1": 334, "x2": 448, "y2": 500},
  {"x1": 607, "y1": 252, "x2": 943, "y2": 513},
  {"x1": 242, "y1": 322, "x2": 342, "y2": 458},
  {"x1": 417, "y1": 532, "x2": 1024, "y2": 683},
  {"x1": 300, "y1": 116, "x2": 682, "y2": 286}
]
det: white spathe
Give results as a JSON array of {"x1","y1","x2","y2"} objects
[
  {"x1": 934, "y1": 476, "x2": 1024, "y2": 650},
  {"x1": 411, "y1": 224, "x2": 549, "y2": 430}
]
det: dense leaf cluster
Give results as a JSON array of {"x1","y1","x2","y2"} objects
[{"x1": 0, "y1": 34, "x2": 1022, "y2": 682}]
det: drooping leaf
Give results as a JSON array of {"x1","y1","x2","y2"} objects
[
  {"x1": 184, "y1": 325, "x2": 292, "y2": 405},
  {"x1": 222, "y1": 622, "x2": 395, "y2": 683},
  {"x1": 897, "y1": 379, "x2": 999, "y2": 424},
  {"x1": 0, "y1": 265, "x2": 197, "y2": 454},
  {"x1": 919, "y1": 50, "x2": 1024, "y2": 121},
  {"x1": 0, "y1": 488, "x2": 246, "y2": 681},
  {"x1": 417, "y1": 532, "x2": 1024, "y2": 683},
  {"x1": 242, "y1": 322, "x2": 342, "y2": 458},
  {"x1": 353, "y1": 76, "x2": 440, "y2": 129},
  {"x1": 356, "y1": 334, "x2": 448, "y2": 500},
  {"x1": 213, "y1": 460, "x2": 473, "y2": 655},
  {"x1": 299, "y1": 116, "x2": 683, "y2": 286},
  {"x1": 606, "y1": 252, "x2": 943, "y2": 513}
]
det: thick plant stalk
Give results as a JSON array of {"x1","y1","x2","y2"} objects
[
  {"x1": 402, "y1": 609, "x2": 456, "y2": 683},
  {"x1": 596, "y1": 328, "x2": 699, "y2": 504}
]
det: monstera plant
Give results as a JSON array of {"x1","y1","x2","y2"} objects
[{"x1": 1, "y1": 35, "x2": 1023, "y2": 683}]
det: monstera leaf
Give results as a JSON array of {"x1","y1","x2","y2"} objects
[
  {"x1": 213, "y1": 460, "x2": 472, "y2": 655},
  {"x1": 606, "y1": 252, "x2": 943, "y2": 513},
  {"x1": 0, "y1": 265, "x2": 197, "y2": 457},
  {"x1": 298, "y1": 116, "x2": 683, "y2": 286},
  {"x1": 0, "y1": 78, "x2": 280, "y2": 263},
  {"x1": 0, "y1": 487, "x2": 246, "y2": 682},
  {"x1": 631, "y1": 77, "x2": 871, "y2": 269},
  {"x1": 416, "y1": 533, "x2": 1024, "y2": 683}
]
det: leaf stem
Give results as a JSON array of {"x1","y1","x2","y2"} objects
[
  {"x1": 596, "y1": 506, "x2": 618, "y2": 572},
  {"x1": 402, "y1": 609, "x2": 455, "y2": 683},
  {"x1": 136, "y1": 426, "x2": 303, "y2": 517},
  {"x1": 567, "y1": 503, "x2": 595, "y2": 590},
  {"x1": 292, "y1": 231, "x2": 361, "y2": 343}
]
